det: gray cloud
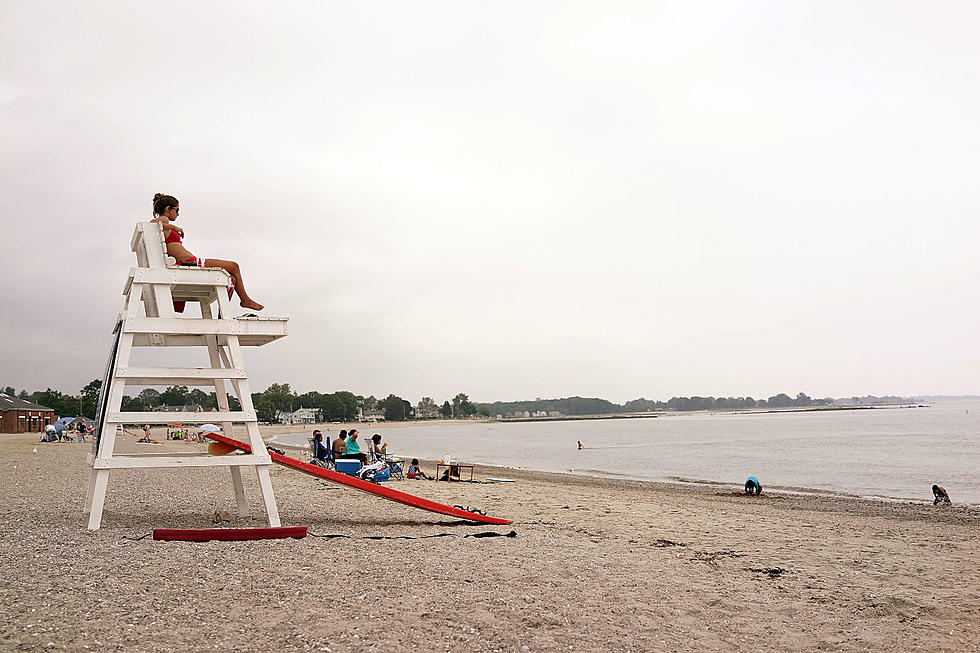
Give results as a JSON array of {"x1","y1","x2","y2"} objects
[{"x1": 2, "y1": 1, "x2": 978, "y2": 402}]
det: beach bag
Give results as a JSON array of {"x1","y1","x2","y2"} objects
[
  {"x1": 372, "y1": 467, "x2": 391, "y2": 483},
  {"x1": 357, "y1": 461, "x2": 386, "y2": 481}
]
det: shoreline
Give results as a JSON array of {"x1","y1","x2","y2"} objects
[
  {"x1": 265, "y1": 433, "x2": 975, "y2": 508},
  {"x1": 260, "y1": 402, "x2": 926, "y2": 430}
]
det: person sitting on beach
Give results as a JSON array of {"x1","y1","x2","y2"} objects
[
  {"x1": 932, "y1": 484, "x2": 951, "y2": 506},
  {"x1": 331, "y1": 430, "x2": 348, "y2": 457},
  {"x1": 406, "y1": 458, "x2": 430, "y2": 480},
  {"x1": 149, "y1": 193, "x2": 264, "y2": 311},
  {"x1": 744, "y1": 476, "x2": 762, "y2": 496},
  {"x1": 310, "y1": 430, "x2": 330, "y2": 465},
  {"x1": 369, "y1": 433, "x2": 388, "y2": 462},
  {"x1": 439, "y1": 463, "x2": 461, "y2": 482},
  {"x1": 338, "y1": 429, "x2": 368, "y2": 463}
]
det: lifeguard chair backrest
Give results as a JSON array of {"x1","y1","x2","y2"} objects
[{"x1": 130, "y1": 221, "x2": 169, "y2": 318}]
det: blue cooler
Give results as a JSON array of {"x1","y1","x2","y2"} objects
[{"x1": 335, "y1": 459, "x2": 361, "y2": 476}]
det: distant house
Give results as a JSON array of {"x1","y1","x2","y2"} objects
[
  {"x1": 0, "y1": 393, "x2": 56, "y2": 433},
  {"x1": 358, "y1": 408, "x2": 386, "y2": 423},
  {"x1": 276, "y1": 407, "x2": 320, "y2": 425},
  {"x1": 415, "y1": 405, "x2": 441, "y2": 420},
  {"x1": 154, "y1": 404, "x2": 205, "y2": 413}
]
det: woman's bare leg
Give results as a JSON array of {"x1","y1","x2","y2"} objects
[{"x1": 203, "y1": 258, "x2": 263, "y2": 311}]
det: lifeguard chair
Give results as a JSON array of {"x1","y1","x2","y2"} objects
[{"x1": 84, "y1": 222, "x2": 288, "y2": 530}]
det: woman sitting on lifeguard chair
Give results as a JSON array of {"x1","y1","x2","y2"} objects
[{"x1": 150, "y1": 193, "x2": 264, "y2": 311}]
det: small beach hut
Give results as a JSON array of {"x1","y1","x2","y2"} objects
[{"x1": 0, "y1": 393, "x2": 56, "y2": 433}]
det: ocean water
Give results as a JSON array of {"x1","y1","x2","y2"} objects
[{"x1": 274, "y1": 402, "x2": 980, "y2": 504}]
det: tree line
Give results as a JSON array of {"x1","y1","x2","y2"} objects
[
  {"x1": 248, "y1": 385, "x2": 485, "y2": 423},
  {"x1": 4, "y1": 380, "x2": 915, "y2": 423},
  {"x1": 2, "y1": 382, "x2": 103, "y2": 419},
  {"x1": 482, "y1": 392, "x2": 834, "y2": 416},
  {"x1": 2, "y1": 380, "x2": 485, "y2": 423}
]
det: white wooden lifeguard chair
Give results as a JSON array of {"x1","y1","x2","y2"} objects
[{"x1": 84, "y1": 222, "x2": 288, "y2": 530}]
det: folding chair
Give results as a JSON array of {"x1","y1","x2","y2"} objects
[
  {"x1": 309, "y1": 436, "x2": 333, "y2": 469},
  {"x1": 384, "y1": 455, "x2": 404, "y2": 480}
]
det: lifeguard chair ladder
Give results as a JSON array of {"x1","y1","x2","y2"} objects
[{"x1": 84, "y1": 222, "x2": 288, "y2": 530}]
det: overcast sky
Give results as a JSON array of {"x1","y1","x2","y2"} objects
[{"x1": 2, "y1": 1, "x2": 978, "y2": 404}]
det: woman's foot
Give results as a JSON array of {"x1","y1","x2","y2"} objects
[{"x1": 241, "y1": 299, "x2": 264, "y2": 311}]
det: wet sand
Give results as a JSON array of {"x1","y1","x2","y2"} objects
[{"x1": 0, "y1": 428, "x2": 977, "y2": 652}]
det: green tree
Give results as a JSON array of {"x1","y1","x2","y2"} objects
[
  {"x1": 332, "y1": 391, "x2": 360, "y2": 421},
  {"x1": 767, "y1": 393, "x2": 793, "y2": 408},
  {"x1": 440, "y1": 401, "x2": 453, "y2": 418},
  {"x1": 31, "y1": 388, "x2": 76, "y2": 417},
  {"x1": 452, "y1": 393, "x2": 467, "y2": 418},
  {"x1": 121, "y1": 395, "x2": 143, "y2": 411},
  {"x1": 296, "y1": 391, "x2": 322, "y2": 408},
  {"x1": 160, "y1": 385, "x2": 190, "y2": 407},
  {"x1": 188, "y1": 388, "x2": 212, "y2": 409},
  {"x1": 2, "y1": 386, "x2": 15, "y2": 396},
  {"x1": 254, "y1": 383, "x2": 294, "y2": 422},
  {"x1": 137, "y1": 388, "x2": 162, "y2": 408},
  {"x1": 252, "y1": 392, "x2": 272, "y2": 422},
  {"x1": 313, "y1": 391, "x2": 357, "y2": 421},
  {"x1": 80, "y1": 379, "x2": 102, "y2": 418},
  {"x1": 382, "y1": 394, "x2": 408, "y2": 421},
  {"x1": 416, "y1": 397, "x2": 438, "y2": 418}
]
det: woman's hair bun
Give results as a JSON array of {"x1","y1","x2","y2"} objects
[{"x1": 151, "y1": 193, "x2": 178, "y2": 216}]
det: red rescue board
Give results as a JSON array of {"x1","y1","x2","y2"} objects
[
  {"x1": 205, "y1": 432, "x2": 513, "y2": 525},
  {"x1": 154, "y1": 526, "x2": 307, "y2": 541}
]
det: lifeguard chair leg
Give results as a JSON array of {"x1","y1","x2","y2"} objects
[
  {"x1": 229, "y1": 467, "x2": 248, "y2": 516},
  {"x1": 87, "y1": 470, "x2": 110, "y2": 530},
  {"x1": 255, "y1": 466, "x2": 281, "y2": 527},
  {"x1": 201, "y1": 299, "x2": 250, "y2": 517},
  {"x1": 217, "y1": 320, "x2": 280, "y2": 527},
  {"x1": 84, "y1": 468, "x2": 99, "y2": 514}
]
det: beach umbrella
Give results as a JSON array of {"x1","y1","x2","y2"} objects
[
  {"x1": 167, "y1": 423, "x2": 183, "y2": 428},
  {"x1": 199, "y1": 423, "x2": 221, "y2": 433}
]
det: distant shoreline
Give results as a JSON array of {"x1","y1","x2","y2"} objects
[
  {"x1": 495, "y1": 402, "x2": 927, "y2": 424},
  {"x1": 255, "y1": 402, "x2": 928, "y2": 435}
]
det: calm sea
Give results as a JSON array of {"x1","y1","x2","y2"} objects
[{"x1": 273, "y1": 401, "x2": 980, "y2": 504}]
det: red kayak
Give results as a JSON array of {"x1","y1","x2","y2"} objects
[{"x1": 205, "y1": 432, "x2": 513, "y2": 525}]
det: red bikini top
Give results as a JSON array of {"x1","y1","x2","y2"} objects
[{"x1": 164, "y1": 226, "x2": 183, "y2": 244}]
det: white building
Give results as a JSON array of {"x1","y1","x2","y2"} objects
[
  {"x1": 358, "y1": 408, "x2": 386, "y2": 423},
  {"x1": 276, "y1": 407, "x2": 321, "y2": 424},
  {"x1": 154, "y1": 404, "x2": 205, "y2": 413},
  {"x1": 415, "y1": 405, "x2": 441, "y2": 420}
]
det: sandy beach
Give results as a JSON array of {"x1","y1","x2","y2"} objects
[{"x1": 1, "y1": 427, "x2": 977, "y2": 653}]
